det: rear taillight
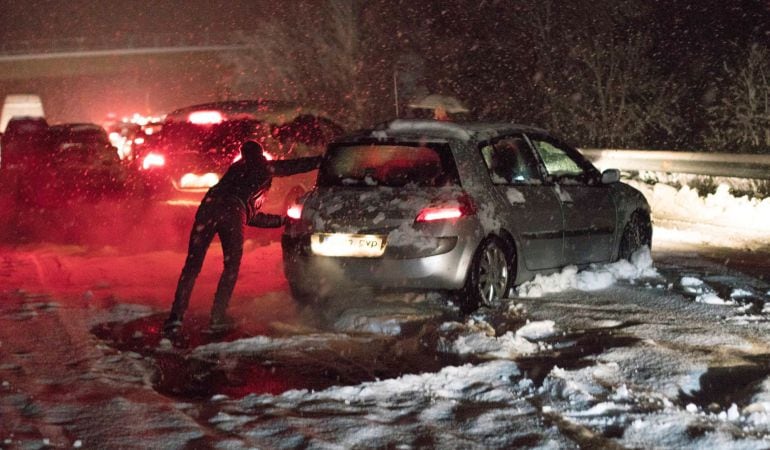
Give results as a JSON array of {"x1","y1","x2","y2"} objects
[
  {"x1": 141, "y1": 152, "x2": 165, "y2": 170},
  {"x1": 416, "y1": 207, "x2": 463, "y2": 222},
  {"x1": 415, "y1": 194, "x2": 475, "y2": 223},
  {"x1": 286, "y1": 202, "x2": 303, "y2": 220},
  {"x1": 188, "y1": 110, "x2": 223, "y2": 125}
]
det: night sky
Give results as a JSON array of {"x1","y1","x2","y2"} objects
[{"x1": 2, "y1": 0, "x2": 769, "y2": 148}]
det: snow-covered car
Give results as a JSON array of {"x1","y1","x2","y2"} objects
[{"x1": 281, "y1": 119, "x2": 652, "y2": 311}]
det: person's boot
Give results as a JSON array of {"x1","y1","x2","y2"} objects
[
  {"x1": 162, "y1": 314, "x2": 183, "y2": 339},
  {"x1": 206, "y1": 314, "x2": 236, "y2": 335}
]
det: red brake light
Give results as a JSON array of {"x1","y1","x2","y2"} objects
[
  {"x1": 415, "y1": 194, "x2": 475, "y2": 222},
  {"x1": 286, "y1": 202, "x2": 303, "y2": 220},
  {"x1": 188, "y1": 110, "x2": 223, "y2": 125},
  {"x1": 142, "y1": 152, "x2": 165, "y2": 170},
  {"x1": 416, "y1": 207, "x2": 463, "y2": 222}
]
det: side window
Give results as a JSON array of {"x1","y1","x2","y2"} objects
[
  {"x1": 480, "y1": 136, "x2": 540, "y2": 185},
  {"x1": 530, "y1": 138, "x2": 586, "y2": 179}
]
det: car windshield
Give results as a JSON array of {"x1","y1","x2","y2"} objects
[{"x1": 318, "y1": 143, "x2": 459, "y2": 187}]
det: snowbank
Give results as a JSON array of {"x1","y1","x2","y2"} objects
[
  {"x1": 629, "y1": 180, "x2": 770, "y2": 248},
  {"x1": 517, "y1": 247, "x2": 659, "y2": 298}
]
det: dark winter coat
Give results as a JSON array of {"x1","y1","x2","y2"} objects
[{"x1": 205, "y1": 156, "x2": 321, "y2": 227}]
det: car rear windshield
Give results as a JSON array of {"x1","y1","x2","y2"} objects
[
  {"x1": 318, "y1": 143, "x2": 459, "y2": 187},
  {"x1": 159, "y1": 120, "x2": 262, "y2": 154}
]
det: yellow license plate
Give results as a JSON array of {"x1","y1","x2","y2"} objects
[{"x1": 311, "y1": 233, "x2": 386, "y2": 257}]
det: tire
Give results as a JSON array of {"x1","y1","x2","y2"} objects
[
  {"x1": 458, "y1": 236, "x2": 515, "y2": 313},
  {"x1": 618, "y1": 210, "x2": 652, "y2": 261}
]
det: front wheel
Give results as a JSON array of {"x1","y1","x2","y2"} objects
[
  {"x1": 618, "y1": 210, "x2": 652, "y2": 261},
  {"x1": 458, "y1": 236, "x2": 515, "y2": 313}
]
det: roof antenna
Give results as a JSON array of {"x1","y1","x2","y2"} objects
[{"x1": 393, "y1": 69, "x2": 399, "y2": 118}]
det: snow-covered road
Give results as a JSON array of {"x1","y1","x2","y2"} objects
[
  {"x1": 2, "y1": 179, "x2": 770, "y2": 448},
  {"x1": 1, "y1": 232, "x2": 769, "y2": 449}
]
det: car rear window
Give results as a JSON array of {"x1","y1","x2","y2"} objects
[
  {"x1": 318, "y1": 143, "x2": 459, "y2": 187},
  {"x1": 159, "y1": 120, "x2": 262, "y2": 154}
]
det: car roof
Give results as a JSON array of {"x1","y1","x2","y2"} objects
[
  {"x1": 164, "y1": 99, "x2": 329, "y2": 124},
  {"x1": 337, "y1": 119, "x2": 551, "y2": 144},
  {"x1": 49, "y1": 123, "x2": 105, "y2": 133}
]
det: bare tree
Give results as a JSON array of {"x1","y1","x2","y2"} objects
[
  {"x1": 706, "y1": 44, "x2": 770, "y2": 152},
  {"x1": 219, "y1": 0, "x2": 364, "y2": 126},
  {"x1": 550, "y1": 33, "x2": 682, "y2": 147},
  {"x1": 527, "y1": 0, "x2": 682, "y2": 148}
]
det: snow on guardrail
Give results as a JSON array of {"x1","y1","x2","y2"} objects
[{"x1": 580, "y1": 149, "x2": 770, "y2": 180}]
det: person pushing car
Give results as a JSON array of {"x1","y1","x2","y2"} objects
[{"x1": 163, "y1": 140, "x2": 320, "y2": 338}]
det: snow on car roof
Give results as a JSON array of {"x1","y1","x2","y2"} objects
[
  {"x1": 348, "y1": 119, "x2": 550, "y2": 143},
  {"x1": 164, "y1": 99, "x2": 330, "y2": 125}
]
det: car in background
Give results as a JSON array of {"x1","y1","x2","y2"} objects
[
  {"x1": 27, "y1": 123, "x2": 126, "y2": 206},
  {"x1": 0, "y1": 116, "x2": 49, "y2": 170},
  {"x1": 281, "y1": 119, "x2": 652, "y2": 311},
  {"x1": 135, "y1": 100, "x2": 344, "y2": 213}
]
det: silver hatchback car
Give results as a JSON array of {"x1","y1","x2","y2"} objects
[{"x1": 281, "y1": 120, "x2": 651, "y2": 311}]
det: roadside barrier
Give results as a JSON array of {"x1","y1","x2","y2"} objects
[{"x1": 580, "y1": 149, "x2": 770, "y2": 180}]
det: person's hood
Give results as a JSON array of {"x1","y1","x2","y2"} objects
[{"x1": 241, "y1": 141, "x2": 267, "y2": 167}]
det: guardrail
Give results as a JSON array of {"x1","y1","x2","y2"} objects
[
  {"x1": 0, "y1": 32, "x2": 247, "y2": 56},
  {"x1": 580, "y1": 149, "x2": 770, "y2": 180}
]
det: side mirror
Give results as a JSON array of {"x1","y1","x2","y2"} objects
[{"x1": 601, "y1": 168, "x2": 620, "y2": 184}]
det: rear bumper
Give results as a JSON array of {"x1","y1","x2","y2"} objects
[{"x1": 281, "y1": 232, "x2": 478, "y2": 293}]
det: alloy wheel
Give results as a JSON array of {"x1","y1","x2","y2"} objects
[{"x1": 476, "y1": 242, "x2": 510, "y2": 306}]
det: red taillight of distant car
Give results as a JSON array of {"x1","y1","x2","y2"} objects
[
  {"x1": 188, "y1": 110, "x2": 223, "y2": 125},
  {"x1": 286, "y1": 202, "x2": 303, "y2": 220},
  {"x1": 141, "y1": 152, "x2": 165, "y2": 170}
]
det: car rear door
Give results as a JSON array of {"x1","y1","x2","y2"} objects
[
  {"x1": 479, "y1": 135, "x2": 565, "y2": 270},
  {"x1": 527, "y1": 135, "x2": 616, "y2": 265}
]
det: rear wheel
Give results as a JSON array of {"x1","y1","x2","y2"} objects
[
  {"x1": 459, "y1": 236, "x2": 515, "y2": 313},
  {"x1": 618, "y1": 210, "x2": 652, "y2": 260}
]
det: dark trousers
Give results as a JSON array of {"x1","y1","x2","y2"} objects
[{"x1": 169, "y1": 196, "x2": 245, "y2": 323}]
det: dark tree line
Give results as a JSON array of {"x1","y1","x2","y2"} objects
[{"x1": 219, "y1": 0, "x2": 770, "y2": 153}]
